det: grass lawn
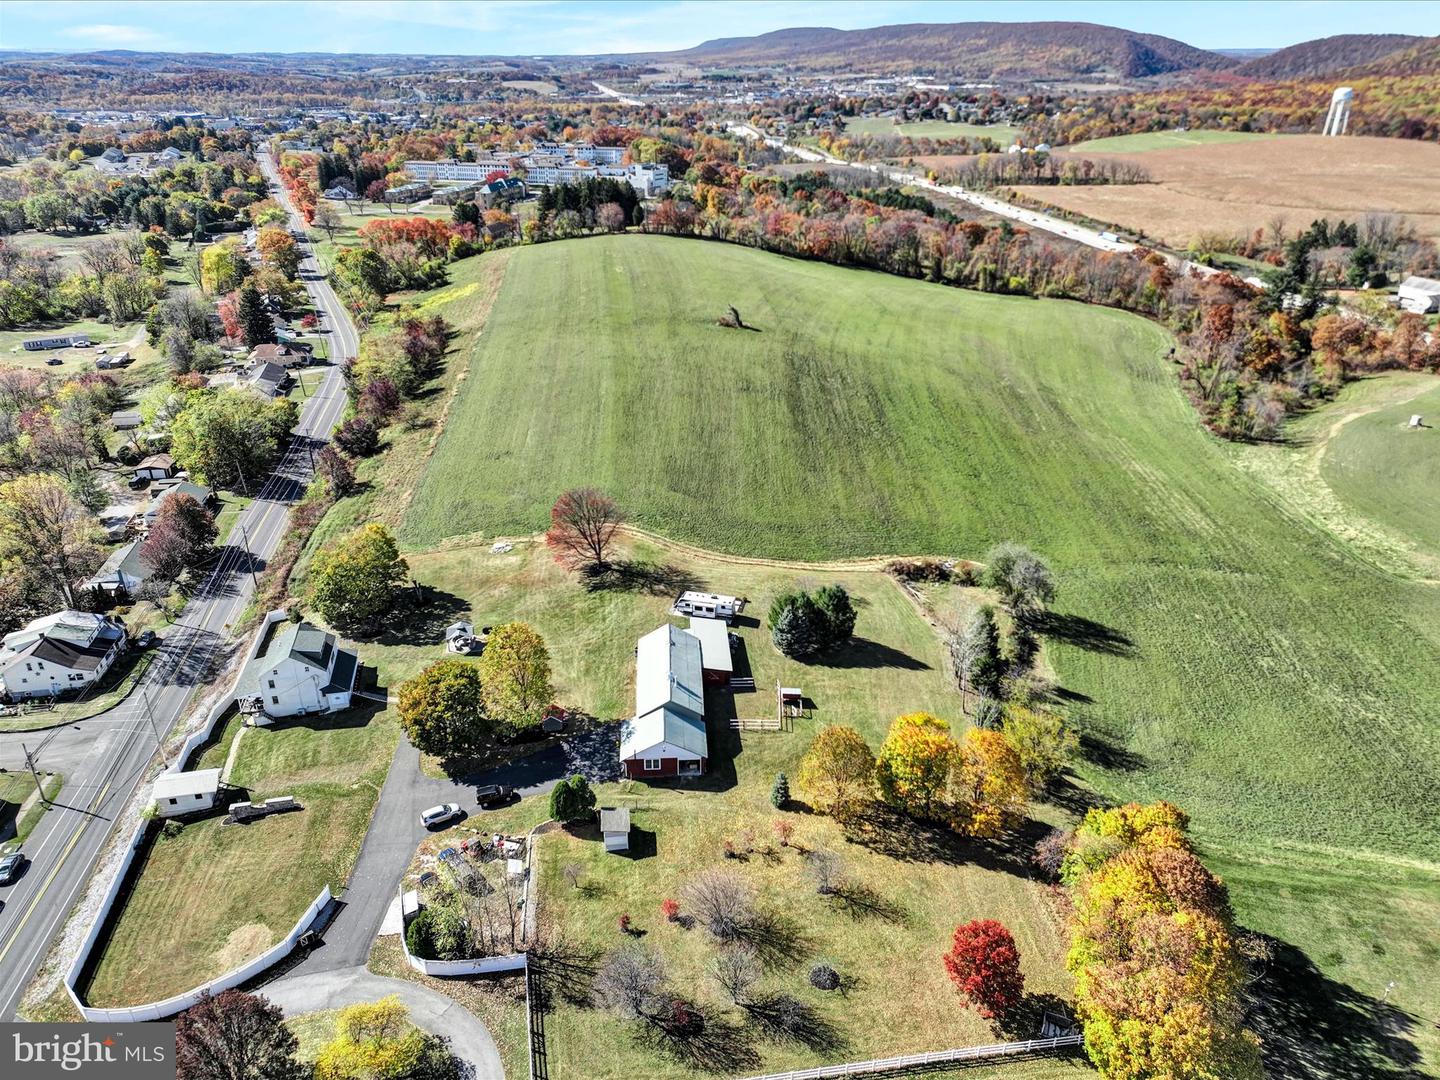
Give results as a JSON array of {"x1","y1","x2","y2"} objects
[
  {"x1": 383, "y1": 235, "x2": 1440, "y2": 1074},
  {"x1": 1, "y1": 771, "x2": 62, "y2": 846},
  {"x1": 82, "y1": 703, "x2": 399, "y2": 1007},
  {"x1": 310, "y1": 202, "x2": 454, "y2": 266},
  {"x1": 1063, "y1": 130, "x2": 1287, "y2": 153},
  {"x1": 843, "y1": 116, "x2": 1021, "y2": 144},
  {"x1": 212, "y1": 491, "x2": 255, "y2": 547}
]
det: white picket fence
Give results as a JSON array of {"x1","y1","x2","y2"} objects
[{"x1": 737, "y1": 1034, "x2": 1085, "y2": 1080}]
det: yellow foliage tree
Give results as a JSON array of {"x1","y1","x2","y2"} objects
[
  {"x1": 314, "y1": 996, "x2": 427, "y2": 1080},
  {"x1": 795, "y1": 724, "x2": 875, "y2": 818},
  {"x1": 874, "y1": 712, "x2": 958, "y2": 821},
  {"x1": 949, "y1": 728, "x2": 1027, "y2": 838}
]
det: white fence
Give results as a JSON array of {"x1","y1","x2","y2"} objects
[
  {"x1": 67, "y1": 886, "x2": 331, "y2": 1021},
  {"x1": 737, "y1": 1035, "x2": 1085, "y2": 1080},
  {"x1": 64, "y1": 610, "x2": 318, "y2": 1022},
  {"x1": 730, "y1": 718, "x2": 782, "y2": 731}
]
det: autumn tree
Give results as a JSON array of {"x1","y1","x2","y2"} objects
[
  {"x1": 0, "y1": 473, "x2": 102, "y2": 607},
  {"x1": 334, "y1": 416, "x2": 380, "y2": 457},
  {"x1": 875, "y1": 712, "x2": 958, "y2": 822},
  {"x1": 312, "y1": 202, "x2": 342, "y2": 240},
  {"x1": 314, "y1": 995, "x2": 456, "y2": 1080},
  {"x1": 396, "y1": 659, "x2": 491, "y2": 759},
  {"x1": 365, "y1": 178, "x2": 392, "y2": 212},
  {"x1": 984, "y1": 542, "x2": 1056, "y2": 622},
  {"x1": 175, "y1": 989, "x2": 305, "y2": 1080},
  {"x1": 308, "y1": 523, "x2": 409, "y2": 634},
  {"x1": 942, "y1": 919, "x2": 1025, "y2": 1020},
  {"x1": 544, "y1": 488, "x2": 624, "y2": 571},
  {"x1": 200, "y1": 238, "x2": 249, "y2": 295},
  {"x1": 169, "y1": 389, "x2": 298, "y2": 492},
  {"x1": 949, "y1": 728, "x2": 1028, "y2": 838},
  {"x1": 140, "y1": 492, "x2": 217, "y2": 582},
  {"x1": 796, "y1": 724, "x2": 875, "y2": 817},
  {"x1": 315, "y1": 446, "x2": 356, "y2": 497},
  {"x1": 682, "y1": 869, "x2": 756, "y2": 941},
  {"x1": 257, "y1": 226, "x2": 301, "y2": 280},
  {"x1": 1002, "y1": 705, "x2": 1078, "y2": 792},
  {"x1": 478, "y1": 621, "x2": 553, "y2": 730}
]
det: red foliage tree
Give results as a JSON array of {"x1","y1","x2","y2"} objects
[
  {"x1": 942, "y1": 919, "x2": 1025, "y2": 1019},
  {"x1": 544, "y1": 488, "x2": 625, "y2": 570},
  {"x1": 140, "y1": 493, "x2": 217, "y2": 583},
  {"x1": 175, "y1": 989, "x2": 303, "y2": 1080}
]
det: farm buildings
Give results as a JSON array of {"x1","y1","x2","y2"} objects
[{"x1": 619, "y1": 623, "x2": 709, "y2": 778}]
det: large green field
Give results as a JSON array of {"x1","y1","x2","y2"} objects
[
  {"x1": 1063, "y1": 130, "x2": 1287, "y2": 153},
  {"x1": 399, "y1": 235, "x2": 1440, "y2": 1073}
]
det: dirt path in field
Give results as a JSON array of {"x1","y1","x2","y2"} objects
[{"x1": 1229, "y1": 376, "x2": 1439, "y2": 581}]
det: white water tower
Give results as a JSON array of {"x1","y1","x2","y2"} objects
[{"x1": 1323, "y1": 87, "x2": 1353, "y2": 136}]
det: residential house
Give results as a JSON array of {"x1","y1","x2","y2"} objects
[
  {"x1": 143, "y1": 481, "x2": 215, "y2": 527},
  {"x1": 243, "y1": 360, "x2": 291, "y2": 398},
  {"x1": 82, "y1": 540, "x2": 154, "y2": 599},
  {"x1": 248, "y1": 342, "x2": 312, "y2": 368},
  {"x1": 133, "y1": 453, "x2": 177, "y2": 482},
  {"x1": 619, "y1": 623, "x2": 708, "y2": 778},
  {"x1": 323, "y1": 181, "x2": 358, "y2": 201},
  {"x1": 153, "y1": 769, "x2": 222, "y2": 818},
  {"x1": 243, "y1": 620, "x2": 359, "y2": 720},
  {"x1": 100, "y1": 147, "x2": 126, "y2": 163},
  {"x1": 0, "y1": 611, "x2": 128, "y2": 701}
]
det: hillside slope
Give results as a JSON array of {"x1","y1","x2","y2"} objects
[
  {"x1": 654, "y1": 21, "x2": 1235, "y2": 78},
  {"x1": 1340, "y1": 34, "x2": 1440, "y2": 76},
  {"x1": 1232, "y1": 33, "x2": 1421, "y2": 78}
]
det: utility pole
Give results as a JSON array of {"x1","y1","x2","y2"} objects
[
  {"x1": 139, "y1": 685, "x2": 162, "y2": 746},
  {"x1": 232, "y1": 455, "x2": 250, "y2": 497},
  {"x1": 20, "y1": 742, "x2": 47, "y2": 804},
  {"x1": 237, "y1": 521, "x2": 260, "y2": 590}
]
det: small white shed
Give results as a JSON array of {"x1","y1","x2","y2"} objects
[
  {"x1": 600, "y1": 807, "x2": 631, "y2": 853},
  {"x1": 154, "y1": 768, "x2": 222, "y2": 818}
]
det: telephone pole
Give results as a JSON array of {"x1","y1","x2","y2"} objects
[
  {"x1": 237, "y1": 521, "x2": 260, "y2": 590},
  {"x1": 20, "y1": 743, "x2": 47, "y2": 804},
  {"x1": 139, "y1": 685, "x2": 161, "y2": 746}
]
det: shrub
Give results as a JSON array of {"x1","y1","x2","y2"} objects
[
  {"x1": 809, "y1": 964, "x2": 840, "y2": 991},
  {"x1": 333, "y1": 416, "x2": 379, "y2": 457},
  {"x1": 772, "y1": 819, "x2": 794, "y2": 847},
  {"x1": 405, "y1": 908, "x2": 436, "y2": 959},
  {"x1": 770, "y1": 771, "x2": 790, "y2": 809},
  {"x1": 660, "y1": 898, "x2": 680, "y2": 922},
  {"x1": 618, "y1": 913, "x2": 632, "y2": 935},
  {"x1": 942, "y1": 919, "x2": 1025, "y2": 1019},
  {"x1": 548, "y1": 774, "x2": 596, "y2": 823}
]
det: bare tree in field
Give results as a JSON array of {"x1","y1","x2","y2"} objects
[
  {"x1": 312, "y1": 202, "x2": 341, "y2": 240},
  {"x1": 682, "y1": 870, "x2": 756, "y2": 942},
  {"x1": 709, "y1": 944, "x2": 761, "y2": 1005},
  {"x1": 544, "y1": 488, "x2": 625, "y2": 570},
  {"x1": 593, "y1": 944, "x2": 668, "y2": 1020}
]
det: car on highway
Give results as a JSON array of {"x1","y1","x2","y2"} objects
[
  {"x1": 475, "y1": 784, "x2": 514, "y2": 808},
  {"x1": 421, "y1": 803, "x2": 463, "y2": 829},
  {"x1": 0, "y1": 852, "x2": 26, "y2": 885}
]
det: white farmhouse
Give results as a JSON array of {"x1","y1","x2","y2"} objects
[
  {"x1": 0, "y1": 611, "x2": 128, "y2": 701},
  {"x1": 243, "y1": 620, "x2": 359, "y2": 721}
]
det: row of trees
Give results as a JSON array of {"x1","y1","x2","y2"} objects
[{"x1": 395, "y1": 624, "x2": 555, "y2": 759}]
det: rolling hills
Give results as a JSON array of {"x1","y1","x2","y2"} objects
[{"x1": 1231, "y1": 33, "x2": 1422, "y2": 79}]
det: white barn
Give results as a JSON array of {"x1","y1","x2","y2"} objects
[{"x1": 154, "y1": 768, "x2": 222, "y2": 818}]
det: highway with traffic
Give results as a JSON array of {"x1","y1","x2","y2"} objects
[{"x1": 0, "y1": 147, "x2": 355, "y2": 1019}]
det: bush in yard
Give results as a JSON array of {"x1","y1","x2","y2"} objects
[
  {"x1": 874, "y1": 712, "x2": 958, "y2": 822},
  {"x1": 682, "y1": 869, "x2": 755, "y2": 941},
  {"x1": 308, "y1": 523, "x2": 408, "y2": 634},
  {"x1": 594, "y1": 943, "x2": 668, "y2": 1021},
  {"x1": 796, "y1": 724, "x2": 875, "y2": 818},
  {"x1": 770, "y1": 771, "x2": 790, "y2": 809},
  {"x1": 358, "y1": 376, "x2": 402, "y2": 423},
  {"x1": 404, "y1": 908, "x2": 436, "y2": 959},
  {"x1": 942, "y1": 919, "x2": 1025, "y2": 1020},
  {"x1": 396, "y1": 659, "x2": 492, "y2": 759},
  {"x1": 772, "y1": 819, "x2": 794, "y2": 847},
  {"x1": 315, "y1": 446, "x2": 356, "y2": 497},
  {"x1": 334, "y1": 416, "x2": 380, "y2": 457},
  {"x1": 478, "y1": 622, "x2": 554, "y2": 731},
  {"x1": 176, "y1": 989, "x2": 304, "y2": 1080},
  {"x1": 660, "y1": 898, "x2": 680, "y2": 922},
  {"x1": 548, "y1": 774, "x2": 596, "y2": 824},
  {"x1": 1033, "y1": 827, "x2": 1073, "y2": 880},
  {"x1": 809, "y1": 964, "x2": 840, "y2": 991},
  {"x1": 984, "y1": 541, "x2": 1056, "y2": 623}
]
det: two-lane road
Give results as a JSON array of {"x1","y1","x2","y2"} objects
[{"x1": 0, "y1": 148, "x2": 355, "y2": 1019}]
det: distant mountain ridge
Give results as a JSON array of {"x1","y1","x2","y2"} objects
[
  {"x1": 1231, "y1": 34, "x2": 1422, "y2": 79},
  {"x1": 1339, "y1": 35, "x2": 1440, "y2": 77},
  {"x1": 650, "y1": 21, "x2": 1237, "y2": 78}
]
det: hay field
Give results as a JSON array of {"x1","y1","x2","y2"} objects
[
  {"x1": 1064, "y1": 130, "x2": 1286, "y2": 152},
  {"x1": 1013, "y1": 135, "x2": 1440, "y2": 245}
]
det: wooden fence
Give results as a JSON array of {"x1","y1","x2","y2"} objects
[
  {"x1": 736, "y1": 1034, "x2": 1084, "y2": 1080},
  {"x1": 730, "y1": 718, "x2": 783, "y2": 731}
]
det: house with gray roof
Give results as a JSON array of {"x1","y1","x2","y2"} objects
[
  {"x1": 82, "y1": 540, "x2": 155, "y2": 599},
  {"x1": 0, "y1": 610, "x2": 128, "y2": 701},
  {"x1": 244, "y1": 619, "x2": 359, "y2": 721},
  {"x1": 619, "y1": 623, "x2": 709, "y2": 778},
  {"x1": 142, "y1": 481, "x2": 215, "y2": 527}
]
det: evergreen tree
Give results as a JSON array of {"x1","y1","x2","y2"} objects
[
  {"x1": 236, "y1": 281, "x2": 276, "y2": 349},
  {"x1": 771, "y1": 772, "x2": 791, "y2": 809},
  {"x1": 814, "y1": 584, "x2": 857, "y2": 649}
]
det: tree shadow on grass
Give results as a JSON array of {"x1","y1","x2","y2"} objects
[
  {"x1": 1247, "y1": 936, "x2": 1427, "y2": 1080},
  {"x1": 812, "y1": 637, "x2": 930, "y2": 671},
  {"x1": 826, "y1": 882, "x2": 908, "y2": 925},
  {"x1": 840, "y1": 802, "x2": 1035, "y2": 878},
  {"x1": 370, "y1": 586, "x2": 472, "y2": 647},
  {"x1": 997, "y1": 992, "x2": 1075, "y2": 1041},
  {"x1": 734, "y1": 910, "x2": 814, "y2": 969},
  {"x1": 637, "y1": 1006, "x2": 761, "y2": 1074},
  {"x1": 1036, "y1": 611, "x2": 1137, "y2": 658},
  {"x1": 744, "y1": 994, "x2": 846, "y2": 1053},
  {"x1": 582, "y1": 561, "x2": 701, "y2": 596},
  {"x1": 529, "y1": 939, "x2": 602, "y2": 1010},
  {"x1": 1077, "y1": 732, "x2": 1146, "y2": 773}
]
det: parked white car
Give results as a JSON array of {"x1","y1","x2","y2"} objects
[{"x1": 421, "y1": 803, "x2": 462, "y2": 829}]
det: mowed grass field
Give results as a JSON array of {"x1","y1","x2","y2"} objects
[
  {"x1": 1017, "y1": 135, "x2": 1440, "y2": 245},
  {"x1": 399, "y1": 236, "x2": 1440, "y2": 1072},
  {"x1": 843, "y1": 115, "x2": 1021, "y2": 144},
  {"x1": 83, "y1": 705, "x2": 398, "y2": 1006},
  {"x1": 1063, "y1": 130, "x2": 1285, "y2": 153}
]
